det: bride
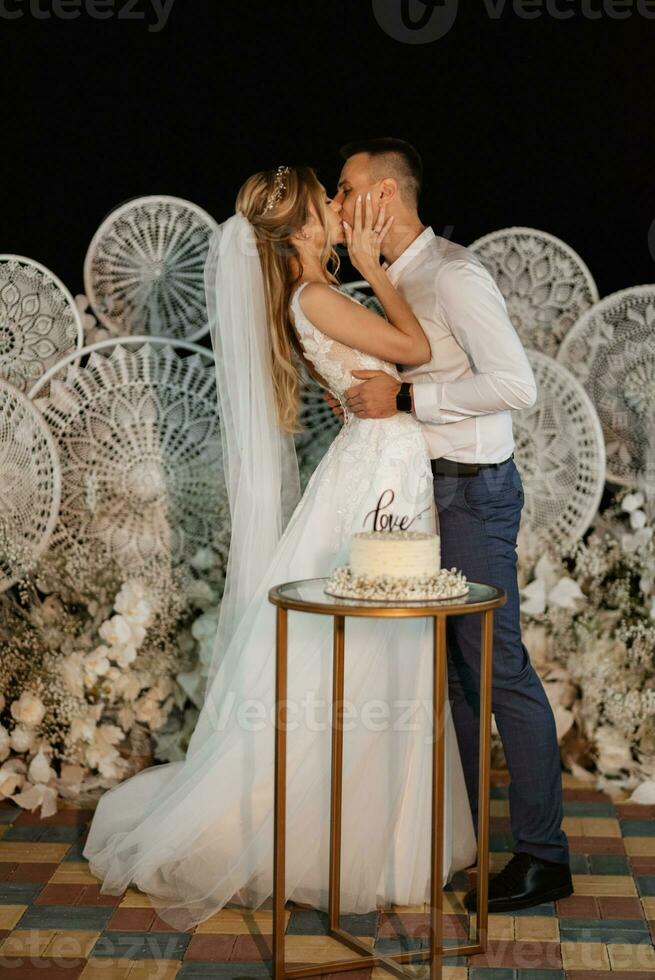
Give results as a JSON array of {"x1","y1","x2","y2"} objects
[{"x1": 83, "y1": 164, "x2": 477, "y2": 930}]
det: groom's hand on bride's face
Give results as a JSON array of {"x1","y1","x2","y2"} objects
[{"x1": 345, "y1": 370, "x2": 400, "y2": 419}]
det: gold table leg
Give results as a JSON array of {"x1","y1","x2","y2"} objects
[
  {"x1": 273, "y1": 606, "x2": 288, "y2": 979},
  {"x1": 469, "y1": 608, "x2": 494, "y2": 950},
  {"x1": 328, "y1": 614, "x2": 345, "y2": 932},
  {"x1": 429, "y1": 613, "x2": 447, "y2": 980}
]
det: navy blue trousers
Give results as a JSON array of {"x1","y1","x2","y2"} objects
[{"x1": 433, "y1": 456, "x2": 569, "y2": 865}]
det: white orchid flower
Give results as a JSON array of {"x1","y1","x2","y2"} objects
[
  {"x1": 0, "y1": 771, "x2": 24, "y2": 799},
  {"x1": 117, "y1": 706, "x2": 135, "y2": 732},
  {"x1": 190, "y1": 547, "x2": 216, "y2": 571},
  {"x1": 96, "y1": 723, "x2": 124, "y2": 747},
  {"x1": 10, "y1": 780, "x2": 58, "y2": 817},
  {"x1": 70, "y1": 716, "x2": 97, "y2": 744},
  {"x1": 520, "y1": 553, "x2": 585, "y2": 615},
  {"x1": 176, "y1": 667, "x2": 205, "y2": 707},
  {"x1": 547, "y1": 577, "x2": 586, "y2": 610},
  {"x1": 99, "y1": 614, "x2": 133, "y2": 647},
  {"x1": 84, "y1": 646, "x2": 111, "y2": 683},
  {"x1": 10, "y1": 692, "x2": 46, "y2": 728},
  {"x1": 191, "y1": 608, "x2": 220, "y2": 643},
  {"x1": 85, "y1": 744, "x2": 123, "y2": 779},
  {"x1": 110, "y1": 671, "x2": 142, "y2": 700},
  {"x1": 0, "y1": 725, "x2": 9, "y2": 762},
  {"x1": 109, "y1": 644, "x2": 138, "y2": 668},
  {"x1": 187, "y1": 579, "x2": 218, "y2": 610},
  {"x1": 621, "y1": 527, "x2": 653, "y2": 554},
  {"x1": 534, "y1": 554, "x2": 559, "y2": 588},
  {"x1": 628, "y1": 779, "x2": 655, "y2": 804},
  {"x1": 60, "y1": 652, "x2": 86, "y2": 697},
  {"x1": 630, "y1": 509, "x2": 647, "y2": 530},
  {"x1": 115, "y1": 585, "x2": 153, "y2": 627},
  {"x1": 622, "y1": 491, "x2": 645, "y2": 513},
  {"x1": 0, "y1": 758, "x2": 27, "y2": 796},
  {"x1": 9, "y1": 725, "x2": 35, "y2": 754},
  {"x1": 115, "y1": 579, "x2": 148, "y2": 605},
  {"x1": 28, "y1": 751, "x2": 55, "y2": 785},
  {"x1": 519, "y1": 579, "x2": 548, "y2": 615},
  {"x1": 127, "y1": 622, "x2": 147, "y2": 648}
]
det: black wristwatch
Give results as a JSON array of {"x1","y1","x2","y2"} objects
[{"x1": 396, "y1": 381, "x2": 413, "y2": 413}]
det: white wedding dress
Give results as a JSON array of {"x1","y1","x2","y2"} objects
[{"x1": 83, "y1": 282, "x2": 477, "y2": 930}]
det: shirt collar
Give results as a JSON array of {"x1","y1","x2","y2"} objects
[{"x1": 384, "y1": 225, "x2": 435, "y2": 285}]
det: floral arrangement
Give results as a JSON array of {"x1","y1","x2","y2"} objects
[
  {"x1": 516, "y1": 487, "x2": 655, "y2": 799},
  {"x1": 0, "y1": 536, "x2": 227, "y2": 817},
  {"x1": 2, "y1": 428, "x2": 653, "y2": 815}
]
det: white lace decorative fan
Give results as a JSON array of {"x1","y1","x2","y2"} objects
[
  {"x1": 558, "y1": 285, "x2": 655, "y2": 491},
  {"x1": 0, "y1": 255, "x2": 83, "y2": 392},
  {"x1": 28, "y1": 338, "x2": 227, "y2": 576},
  {"x1": 469, "y1": 228, "x2": 598, "y2": 357},
  {"x1": 512, "y1": 349, "x2": 606, "y2": 559},
  {"x1": 84, "y1": 196, "x2": 218, "y2": 342},
  {"x1": 0, "y1": 380, "x2": 61, "y2": 592}
]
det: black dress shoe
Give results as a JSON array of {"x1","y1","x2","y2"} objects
[{"x1": 464, "y1": 851, "x2": 573, "y2": 913}]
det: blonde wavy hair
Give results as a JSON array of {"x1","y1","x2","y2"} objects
[{"x1": 235, "y1": 165, "x2": 340, "y2": 432}]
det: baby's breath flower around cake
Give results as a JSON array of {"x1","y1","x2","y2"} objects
[{"x1": 325, "y1": 564, "x2": 468, "y2": 602}]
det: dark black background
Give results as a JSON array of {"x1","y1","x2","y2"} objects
[{"x1": 3, "y1": 0, "x2": 654, "y2": 297}]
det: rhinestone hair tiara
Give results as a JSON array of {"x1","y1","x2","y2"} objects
[{"x1": 262, "y1": 165, "x2": 290, "y2": 214}]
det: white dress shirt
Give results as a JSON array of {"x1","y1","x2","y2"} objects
[{"x1": 385, "y1": 226, "x2": 537, "y2": 463}]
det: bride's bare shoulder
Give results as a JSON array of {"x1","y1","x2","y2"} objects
[
  {"x1": 298, "y1": 281, "x2": 360, "y2": 320},
  {"x1": 298, "y1": 281, "x2": 339, "y2": 302}
]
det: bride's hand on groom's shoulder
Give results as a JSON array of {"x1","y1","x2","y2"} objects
[{"x1": 342, "y1": 193, "x2": 394, "y2": 280}]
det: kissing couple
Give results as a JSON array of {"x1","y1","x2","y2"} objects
[{"x1": 83, "y1": 138, "x2": 573, "y2": 929}]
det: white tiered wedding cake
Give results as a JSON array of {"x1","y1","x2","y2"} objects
[{"x1": 326, "y1": 530, "x2": 468, "y2": 601}]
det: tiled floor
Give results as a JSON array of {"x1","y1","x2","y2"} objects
[{"x1": 0, "y1": 771, "x2": 654, "y2": 979}]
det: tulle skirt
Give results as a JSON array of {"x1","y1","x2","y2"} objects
[{"x1": 83, "y1": 414, "x2": 477, "y2": 930}]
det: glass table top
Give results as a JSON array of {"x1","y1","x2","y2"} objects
[{"x1": 269, "y1": 577, "x2": 505, "y2": 616}]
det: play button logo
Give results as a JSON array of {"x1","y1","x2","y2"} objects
[{"x1": 372, "y1": 0, "x2": 459, "y2": 43}]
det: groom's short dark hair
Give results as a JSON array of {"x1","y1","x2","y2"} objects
[{"x1": 339, "y1": 137, "x2": 423, "y2": 205}]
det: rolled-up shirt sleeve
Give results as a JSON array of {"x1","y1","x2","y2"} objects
[{"x1": 412, "y1": 258, "x2": 537, "y2": 425}]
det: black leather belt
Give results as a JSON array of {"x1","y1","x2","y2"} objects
[{"x1": 430, "y1": 453, "x2": 514, "y2": 477}]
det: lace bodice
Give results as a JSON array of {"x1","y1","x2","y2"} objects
[{"x1": 290, "y1": 282, "x2": 400, "y2": 412}]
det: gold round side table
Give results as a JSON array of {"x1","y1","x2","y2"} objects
[{"x1": 268, "y1": 577, "x2": 507, "y2": 980}]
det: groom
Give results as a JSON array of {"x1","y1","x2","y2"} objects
[{"x1": 329, "y1": 138, "x2": 573, "y2": 914}]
